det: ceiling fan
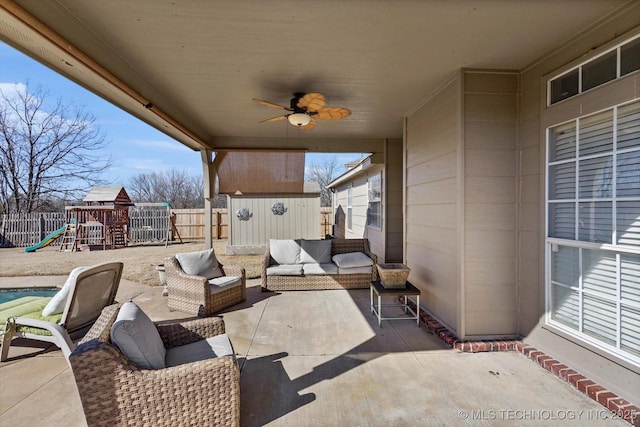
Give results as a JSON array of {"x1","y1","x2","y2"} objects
[{"x1": 253, "y1": 92, "x2": 351, "y2": 130}]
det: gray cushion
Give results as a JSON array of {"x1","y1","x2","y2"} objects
[
  {"x1": 332, "y1": 252, "x2": 374, "y2": 268},
  {"x1": 208, "y1": 276, "x2": 242, "y2": 294},
  {"x1": 300, "y1": 239, "x2": 332, "y2": 264},
  {"x1": 338, "y1": 266, "x2": 373, "y2": 275},
  {"x1": 269, "y1": 239, "x2": 301, "y2": 265},
  {"x1": 110, "y1": 301, "x2": 166, "y2": 369},
  {"x1": 303, "y1": 263, "x2": 339, "y2": 275},
  {"x1": 266, "y1": 264, "x2": 304, "y2": 276},
  {"x1": 165, "y1": 333, "x2": 234, "y2": 367},
  {"x1": 175, "y1": 248, "x2": 222, "y2": 279}
]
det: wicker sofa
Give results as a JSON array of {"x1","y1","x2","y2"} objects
[
  {"x1": 69, "y1": 303, "x2": 240, "y2": 427},
  {"x1": 261, "y1": 238, "x2": 378, "y2": 291}
]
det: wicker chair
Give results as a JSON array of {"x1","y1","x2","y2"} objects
[
  {"x1": 69, "y1": 303, "x2": 240, "y2": 427},
  {"x1": 1, "y1": 261, "x2": 122, "y2": 362},
  {"x1": 165, "y1": 255, "x2": 246, "y2": 317}
]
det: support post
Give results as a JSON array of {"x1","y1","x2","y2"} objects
[{"x1": 201, "y1": 149, "x2": 215, "y2": 249}]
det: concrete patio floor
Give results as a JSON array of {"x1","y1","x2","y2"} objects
[{"x1": 0, "y1": 277, "x2": 630, "y2": 426}]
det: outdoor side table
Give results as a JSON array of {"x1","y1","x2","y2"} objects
[{"x1": 370, "y1": 280, "x2": 420, "y2": 327}]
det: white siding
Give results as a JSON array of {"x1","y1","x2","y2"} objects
[
  {"x1": 226, "y1": 194, "x2": 320, "y2": 254},
  {"x1": 333, "y1": 167, "x2": 386, "y2": 261}
]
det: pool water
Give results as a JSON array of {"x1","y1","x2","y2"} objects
[{"x1": 0, "y1": 288, "x2": 59, "y2": 305}]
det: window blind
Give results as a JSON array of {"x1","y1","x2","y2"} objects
[{"x1": 547, "y1": 99, "x2": 640, "y2": 364}]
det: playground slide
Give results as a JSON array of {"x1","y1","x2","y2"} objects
[{"x1": 24, "y1": 224, "x2": 69, "y2": 253}]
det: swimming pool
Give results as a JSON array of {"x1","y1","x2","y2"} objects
[{"x1": 0, "y1": 288, "x2": 59, "y2": 305}]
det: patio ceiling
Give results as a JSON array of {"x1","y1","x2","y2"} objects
[{"x1": 0, "y1": 0, "x2": 631, "y2": 153}]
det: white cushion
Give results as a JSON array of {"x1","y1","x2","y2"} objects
[
  {"x1": 165, "y1": 333, "x2": 234, "y2": 367},
  {"x1": 208, "y1": 276, "x2": 242, "y2": 294},
  {"x1": 300, "y1": 239, "x2": 332, "y2": 264},
  {"x1": 338, "y1": 266, "x2": 373, "y2": 275},
  {"x1": 303, "y1": 263, "x2": 339, "y2": 275},
  {"x1": 332, "y1": 252, "x2": 374, "y2": 268},
  {"x1": 42, "y1": 266, "x2": 89, "y2": 316},
  {"x1": 269, "y1": 239, "x2": 301, "y2": 265},
  {"x1": 110, "y1": 301, "x2": 166, "y2": 369},
  {"x1": 175, "y1": 248, "x2": 222, "y2": 279},
  {"x1": 266, "y1": 264, "x2": 304, "y2": 276}
]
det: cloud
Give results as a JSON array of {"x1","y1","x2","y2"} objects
[
  {"x1": 131, "y1": 139, "x2": 192, "y2": 152},
  {"x1": 0, "y1": 82, "x2": 27, "y2": 98}
]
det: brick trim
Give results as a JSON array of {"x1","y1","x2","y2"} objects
[{"x1": 400, "y1": 297, "x2": 640, "y2": 426}]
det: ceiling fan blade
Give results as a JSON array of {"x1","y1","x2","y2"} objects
[
  {"x1": 300, "y1": 118, "x2": 317, "y2": 130},
  {"x1": 253, "y1": 98, "x2": 291, "y2": 110},
  {"x1": 297, "y1": 92, "x2": 326, "y2": 111},
  {"x1": 315, "y1": 107, "x2": 351, "y2": 120},
  {"x1": 259, "y1": 115, "x2": 288, "y2": 123}
]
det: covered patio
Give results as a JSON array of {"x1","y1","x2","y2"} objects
[
  {"x1": 0, "y1": 276, "x2": 629, "y2": 427},
  {"x1": 1, "y1": 0, "x2": 640, "y2": 422}
]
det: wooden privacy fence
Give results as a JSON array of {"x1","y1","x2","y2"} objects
[
  {"x1": 0, "y1": 208, "x2": 333, "y2": 248},
  {"x1": 320, "y1": 207, "x2": 333, "y2": 237},
  {"x1": 171, "y1": 209, "x2": 228, "y2": 240},
  {"x1": 0, "y1": 212, "x2": 66, "y2": 248}
]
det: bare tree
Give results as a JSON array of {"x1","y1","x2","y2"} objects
[
  {"x1": 306, "y1": 156, "x2": 340, "y2": 207},
  {"x1": 0, "y1": 83, "x2": 110, "y2": 213},
  {"x1": 127, "y1": 169, "x2": 228, "y2": 208}
]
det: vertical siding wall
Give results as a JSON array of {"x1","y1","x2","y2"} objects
[
  {"x1": 405, "y1": 77, "x2": 461, "y2": 331},
  {"x1": 462, "y1": 70, "x2": 518, "y2": 337},
  {"x1": 226, "y1": 194, "x2": 320, "y2": 254}
]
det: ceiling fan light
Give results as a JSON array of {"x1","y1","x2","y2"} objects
[{"x1": 287, "y1": 113, "x2": 311, "y2": 126}]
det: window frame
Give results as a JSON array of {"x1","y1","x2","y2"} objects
[
  {"x1": 545, "y1": 99, "x2": 640, "y2": 367},
  {"x1": 347, "y1": 184, "x2": 353, "y2": 232},
  {"x1": 547, "y1": 33, "x2": 640, "y2": 106},
  {"x1": 366, "y1": 172, "x2": 382, "y2": 229}
]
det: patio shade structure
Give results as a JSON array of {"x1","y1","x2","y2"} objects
[{"x1": 1, "y1": 0, "x2": 640, "y2": 413}]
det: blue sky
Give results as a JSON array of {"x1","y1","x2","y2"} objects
[{"x1": 0, "y1": 42, "x2": 364, "y2": 186}]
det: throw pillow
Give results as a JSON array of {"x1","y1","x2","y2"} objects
[
  {"x1": 175, "y1": 248, "x2": 223, "y2": 279},
  {"x1": 110, "y1": 301, "x2": 166, "y2": 369},
  {"x1": 42, "y1": 265, "x2": 89, "y2": 316},
  {"x1": 300, "y1": 239, "x2": 332, "y2": 264},
  {"x1": 332, "y1": 252, "x2": 374, "y2": 268},
  {"x1": 269, "y1": 239, "x2": 302, "y2": 265}
]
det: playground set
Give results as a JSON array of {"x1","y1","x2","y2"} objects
[{"x1": 25, "y1": 187, "x2": 181, "y2": 252}]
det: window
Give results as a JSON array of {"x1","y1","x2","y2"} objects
[
  {"x1": 548, "y1": 34, "x2": 640, "y2": 105},
  {"x1": 546, "y1": 100, "x2": 640, "y2": 364},
  {"x1": 621, "y1": 37, "x2": 640, "y2": 77},
  {"x1": 347, "y1": 184, "x2": 353, "y2": 231},
  {"x1": 367, "y1": 172, "x2": 382, "y2": 228}
]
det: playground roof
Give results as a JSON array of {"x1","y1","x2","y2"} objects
[{"x1": 83, "y1": 187, "x2": 132, "y2": 205}]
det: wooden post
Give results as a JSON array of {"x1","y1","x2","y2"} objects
[{"x1": 201, "y1": 149, "x2": 214, "y2": 249}]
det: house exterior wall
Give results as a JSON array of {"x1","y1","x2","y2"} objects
[
  {"x1": 333, "y1": 164, "x2": 386, "y2": 261},
  {"x1": 331, "y1": 139, "x2": 403, "y2": 263},
  {"x1": 405, "y1": 71, "x2": 519, "y2": 338},
  {"x1": 517, "y1": 10, "x2": 640, "y2": 404},
  {"x1": 405, "y1": 77, "x2": 461, "y2": 332},
  {"x1": 226, "y1": 194, "x2": 320, "y2": 254},
  {"x1": 462, "y1": 70, "x2": 519, "y2": 338},
  {"x1": 385, "y1": 139, "x2": 404, "y2": 262}
]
